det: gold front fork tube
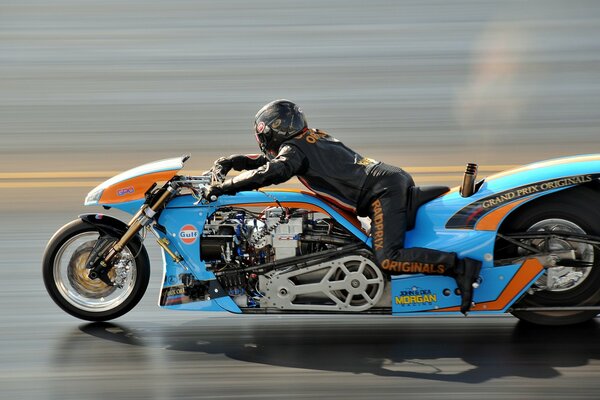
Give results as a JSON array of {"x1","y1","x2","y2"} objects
[{"x1": 105, "y1": 185, "x2": 175, "y2": 263}]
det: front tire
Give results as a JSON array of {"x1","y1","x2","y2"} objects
[
  {"x1": 500, "y1": 187, "x2": 600, "y2": 325},
  {"x1": 42, "y1": 219, "x2": 150, "y2": 321}
]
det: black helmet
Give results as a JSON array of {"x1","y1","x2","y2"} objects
[{"x1": 254, "y1": 99, "x2": 308, "y2": 158}]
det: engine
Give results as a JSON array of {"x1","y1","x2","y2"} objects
[
  {"x1": 198, "y1": 206, "x2": 374, "y2": 309},
  {"x1": 200, "y1": 207, "x2": 354, "y2": 267}
]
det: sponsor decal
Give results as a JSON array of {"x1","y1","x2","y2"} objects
[
  {"x1": 257, "y1": 121, "x2": 265, "y2": 133},
  {"x1": 179, "y1": 224, "x2": 199, "y2": 245},
  {"x1": 395, "y1": 287, "x2": 438, "y2": 306},
  {"x1": 117, "y1": 186, "x2": 135, "y2": 197},
  {"x1": 160, "y1": 285, "x2": 188, "y2": 306},
  {"x1": 164, "y1": 285, "x2": 185, "y2": 297},
  {"x1": 480, "y1": 175, "x2": 592, "y2": 209},
  {"x1": 382, "y1": 260, "x2": 446, "y2": 274},
  {"x1": 371, "y1": 199, "x2": 384, "y2": 251},
  {"x1": 447, "y1": 174, "x2": 597, "y2": 229}
]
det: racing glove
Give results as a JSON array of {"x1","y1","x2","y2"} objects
[
  {"x1": 204, "y1": 184, "x2": 224, "y2": 202},
  {"x1": 211, "y1": 157, "x2": 233, "y2": 177}
]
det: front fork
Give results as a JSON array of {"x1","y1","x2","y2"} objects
[{"x1": 87, "y1": 184, "x2": 177, "y2": 284}]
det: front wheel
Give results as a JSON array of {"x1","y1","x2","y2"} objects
[{"x1": 42, "y1": 219, "x2": 150, "y2": 321}]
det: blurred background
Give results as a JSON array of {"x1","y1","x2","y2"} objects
[
  {"x1": 2, "y1": 1, "x2": 600, "y2": 398},
  {"x1": 2, "y1": 0, "x2": 600, "y2": 212}
]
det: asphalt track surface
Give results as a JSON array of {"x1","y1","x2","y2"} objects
[
  {"x1": 4, "y1": 209, "x2": 600, "y2": 400},
  {"x1": 3, "y1": 0, "x2": 600, "y2": 399},
  {"x1": 3, "y1": 210, "x2": 600, "y2": 400}
]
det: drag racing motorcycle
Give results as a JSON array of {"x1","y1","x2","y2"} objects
[{"x1": 43, "y1": 154, "x2": 600, "y2": 325}]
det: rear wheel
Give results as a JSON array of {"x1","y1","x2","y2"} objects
[
  {"x1": 43, "y1": 220, "x2": 150, "y2": 321},
  {"x1": 500, "y1": 188, "x2": 600, "y2": 325}
]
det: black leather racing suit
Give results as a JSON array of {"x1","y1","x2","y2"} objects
[{"x1": 217, "y1": 129, "x2": 458, "y2": 275}]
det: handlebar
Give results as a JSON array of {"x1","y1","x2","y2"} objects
[{"x1": 173, "y1": 168, "x2": 225, "y2": 203}]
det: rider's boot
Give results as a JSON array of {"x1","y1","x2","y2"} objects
[
  {"x1": 451, "y1": 258, "x2": 482, "y2": 315},
  {"x1": 375, "y1": 245, "x2": 481, "y2": 314}
]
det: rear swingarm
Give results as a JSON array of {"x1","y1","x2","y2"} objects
[{"x1": 495, "y1": 231, "x2": 600, "y2": 268}]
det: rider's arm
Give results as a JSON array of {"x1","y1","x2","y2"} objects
[
  {"x1": 220, "y1": 145, "x2": 307, "y2": 194},
  {"x1": 213, "y1": 154, "x2": 268, "y2": 176}
]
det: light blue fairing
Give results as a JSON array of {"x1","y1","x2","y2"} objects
[
  {"x1": 394, "y1": 154, "x2": 600, "y2": 314},
  {"x1": 101, "y1": 198, "x2": 234, "y2": 312},
  {"x1": 97, "y1": 154, "x2": 600, "y2": 315},
  {"x1": 406, "y1": 155, "x2": 600, "y2": 260},
  {"x1": 124, "y1": 191, "x2": 372, "y2": 314}
]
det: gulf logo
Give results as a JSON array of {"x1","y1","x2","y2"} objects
[{"x1": 179, "y1": 224, "x2": 199, "y2": 245}]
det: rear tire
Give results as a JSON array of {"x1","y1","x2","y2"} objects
[
  {"x1": 42, "y1": 219, "x2": 150, "y2": 321},
  {"x1": 500, "y1": 186, "x2": 600, "y2": 325}
]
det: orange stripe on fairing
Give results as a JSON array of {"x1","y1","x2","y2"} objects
[
  {"x1": 231, "y1": 201, "x2": 366, "y2": 232},
  {"x1": 292, "y1": 177, "x2": 366, "y2": 231},
  {"x1": 486, "y1": 154, "x2": 600, "y2": 182},
  {"x1": 474, "y1": 199, "x2": 526, "y2": 231},
  {"x1": 312, "y1": 191, "x2": 356, "y2": 212},
  {"x1": 98, "y1": 170, "x2": 179, "y2": 204},
  {"x1": 430, "y1": 258, "x2": 544, "y2": 312},
  {"x1": 262, "y1": 188, "x2": 313, "y2": 195},
  {"x1": 331, "y1": 205, "x2": 368, "y2": 233},
  {"x1": 296, "y1": 176, "x2": 357, "y2": 213}
]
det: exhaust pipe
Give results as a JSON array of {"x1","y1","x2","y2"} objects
[{"x1": 460, "y1": 163, "x2": 478, "y2": 197}]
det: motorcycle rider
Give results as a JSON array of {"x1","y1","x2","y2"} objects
[{"x1": 206, "y1": 99, "x2": 482, "y2": 314}]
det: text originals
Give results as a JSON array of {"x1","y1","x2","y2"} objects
[{"x1": 481, "y1": 175, "x2": 593, "y2": 209}]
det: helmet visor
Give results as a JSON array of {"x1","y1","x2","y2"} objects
[
  {"x1": 254, "y1": 132, "x2": 272, "y2": 159},
  {"x1": 254, "y1": 132, "x2": 265, "y2": 147}
]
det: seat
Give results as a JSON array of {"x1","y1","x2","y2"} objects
[{"x1": 406, "y1": 185, "x2": 450, "y2": 230}]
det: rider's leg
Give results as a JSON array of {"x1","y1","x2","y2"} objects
[{"x1": 367, "y1": 173, "x2": 481, "y2": 314}]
